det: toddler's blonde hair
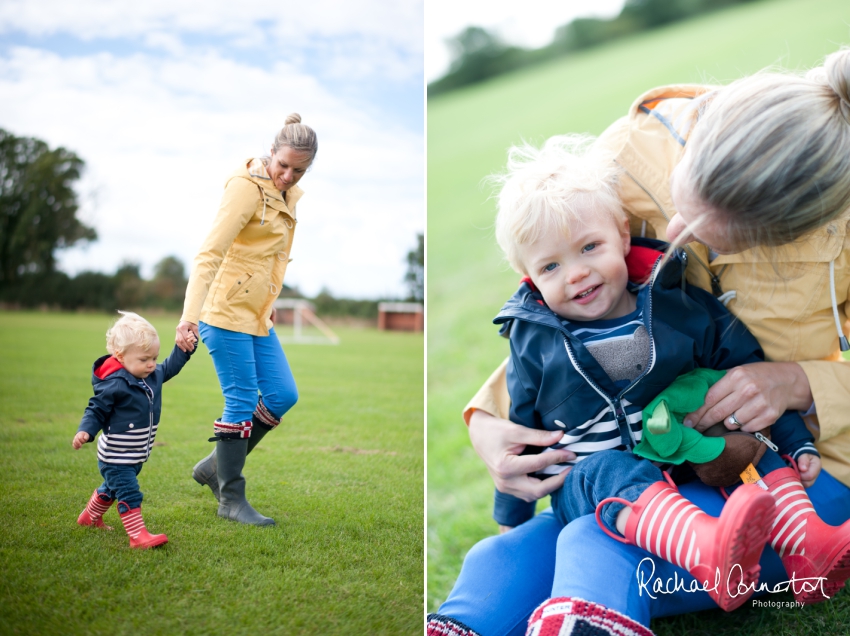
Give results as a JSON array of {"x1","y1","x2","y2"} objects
[
  {"x1": 106, "y1": 311, "x2": 159, "y2": 355},
  {"x1": 493, "y1": 134, "x2": 625, "y2": 274}
]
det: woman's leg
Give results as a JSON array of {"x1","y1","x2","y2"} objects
[
  {"x1": 196, "y1": 322, "x2": 274, "y2": 525},
  {"x1": 252, "y1": 326, "x2": 298, "y2": 420},
  {"x1": 434, "y1": 509, "x2": 562, "y2": 636},
  {"x1": 198, "y1": 322, "x2": 259, "y2": 423}
]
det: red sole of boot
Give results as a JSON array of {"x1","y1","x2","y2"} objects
[
  {"x1": 130, "y1": 537, "x2": 169, "y2": 549},
  {"x1": 712, "y1": 487, "x2": 777, "y2": 612},
  {"x1": 785, "y1": 546, "x2": 850, "y2": 604}
]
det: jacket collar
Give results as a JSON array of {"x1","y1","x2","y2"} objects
[{"x1": 91, "y1": 354, "x2": 144, "y2": 387}]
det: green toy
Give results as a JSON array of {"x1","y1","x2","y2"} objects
[{"x1": 634, "y1": 369, "x2": 768, "y2": 487}]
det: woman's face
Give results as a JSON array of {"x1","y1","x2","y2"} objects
[
  {"x1": 267, "y1": 146, "x2": 313, "y2": 192},
  {"x1": 667, "y1": 152, "x2": 743, "y2": 255}
]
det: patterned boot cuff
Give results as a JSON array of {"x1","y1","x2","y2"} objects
[
  {"x1": 526, "y1": 597, "x2": 654, "y2": 636},
  {"x1": 426, "y1": 614, "x2": 480, "y2": 636},
  {"x1": 209, "y1": 419, "x2": 253, "y2": 442},
  {"x1": 253, "y1": 397, "x2": 281, "y2": 430}
]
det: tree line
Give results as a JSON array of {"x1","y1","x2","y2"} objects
[
  {"x1": 0, "y1": 127, "x2": 424, "y2": 315},
  {"x1": 428, "y1": 0, "x2": 759, "y2": 97}
]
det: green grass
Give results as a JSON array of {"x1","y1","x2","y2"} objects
[
  {"x1": 427, "y1": 0, "x2": 850, "y2": 632},
  {"x1": 0, "y1": 311, "x2": 423, "y2": 635}
]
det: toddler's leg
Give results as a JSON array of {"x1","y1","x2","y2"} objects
[
  {"x1": 753, "y1": 451, "x2": 850, "y2": 604},
  {"x1": 99, "y1": 462, "x2": 167, "y2": 549},
  {"x1": 77, "y1": 480, "x2": 115, "y2": 530},
  {"x1": 593, "y1": 467, "x2": 775, "y2": 611},
  {"x1": 551, "y1": 450, "x2": 661, "y2": 530}
]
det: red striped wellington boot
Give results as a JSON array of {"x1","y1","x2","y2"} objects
[
  {"x1": 77, "y1": 489, "x2": 114, "y2": 530},
  {"x1": 525, "y1": 597, "x2": 654, "y2": 636},
  {"x1": 118, "y1": 504, "x2": 168, "y2": 549},
  {"x1": 763, "y1": 467, "x2": 850, "y2": 604},
  {"x1": 596, "y1": 479, "x2": 776, "y2": 611}
]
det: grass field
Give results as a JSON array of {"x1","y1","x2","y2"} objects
[
  {"x1": 427, "y1": 0, "x2": 850, "y2": 632},
  {"x1": 0, "y1": 311, "x2": 423, "y2": 635}
]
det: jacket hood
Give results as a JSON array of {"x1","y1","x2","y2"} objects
[
  {"x1": 91, "y1": 354, "x2": 136, "y2": 386},
  {"x1": 494, "y1": 237, "x2": 686, "y2": 329}
]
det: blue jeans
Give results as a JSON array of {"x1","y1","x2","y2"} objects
[
  {"x1": 199, "y1": 322, "x2": 298, "y2": 423},
  {"x1": 552, "y1": 450, "x2": 661, "y2": 531},
  {"x1": 97, "y1": 461, "x2": 144, "y2": 512},
  {"x1": 437, "y1": 469, "x2": 850, "y2": 636}
]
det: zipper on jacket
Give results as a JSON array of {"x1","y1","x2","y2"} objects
[
  {"x1": 142, "y1": 378, "x2": 154, "y2": 461},
  {"x1": 616, "y1": 161, "x2": 724, "y2": 296}
]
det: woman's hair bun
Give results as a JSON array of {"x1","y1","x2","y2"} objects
[
  {"x1": 285, "y1": 113, "x2": 302, "y2": 126},
  {"x1": 824, "y1": 49, "x2": 850, "y2": 121}
]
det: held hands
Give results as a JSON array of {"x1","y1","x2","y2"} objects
[
  {"x1": 468, "y1": 410, "x2": 576, "y2": 503},
  {"x1": 175, "y1": 321, "x2": 199, "y2": 353},
  {"x1": 72, "y1": 431, "x2": 91, "y2": 449},
  {"x1": 683, "y1": 362, "x2": 813, "y2": 433},
  {"x1": 798, "y1": 453, "x2": 822, "y2": 488}
]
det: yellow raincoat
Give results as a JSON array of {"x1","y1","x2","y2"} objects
[
  {"x1": 181, "y1": 158, "x2": 303, "y2": 337},
  {"x1": 465, "y1": 85, "x2": 850, "y2": 484}
]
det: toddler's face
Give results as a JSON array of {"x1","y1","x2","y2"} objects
[
  {"x1": 117, "y1": 340, "x2": 160, "y2": 379},
  {"x1": 517, "y1": 214, "x2": 633, "y2": 322}
]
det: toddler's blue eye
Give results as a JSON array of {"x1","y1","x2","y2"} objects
[
  {"x1": 582, "y1": 243, "x2": 598, "y2": 253},
  {"x1": 543, "y1": 263, "x2": 557, "y2": 272}
]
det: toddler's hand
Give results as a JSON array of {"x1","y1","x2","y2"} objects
[
  {"x1": 797, "y1": 453, "x2": 821, "y2": 488},
  {"x1": 72, "y1": 431, "x2": 91, "y2": 449}
]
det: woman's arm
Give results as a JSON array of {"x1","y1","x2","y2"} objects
[{"x1": 177, "y1": 176, "x2": 258, "y2": 349}]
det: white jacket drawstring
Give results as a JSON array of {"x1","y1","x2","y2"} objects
[{"x1": 829, "y1": 259, "x2": 850, "y2": 351}]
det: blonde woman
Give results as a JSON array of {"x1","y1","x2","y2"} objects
[
  {"x1": 430, "y1": 50, "x2": 850, "y2": 636},
  {"x1": 175, "y1": 114, "x2": 317, "y2": 526}
]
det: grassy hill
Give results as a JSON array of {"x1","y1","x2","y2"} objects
[{"x1": 427, "y1": 0, "x2": 850, "y2": 631}]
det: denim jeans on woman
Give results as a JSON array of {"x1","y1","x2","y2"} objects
[{"x1": 198, "y1": 322, "x2": 298, "y2": 423}]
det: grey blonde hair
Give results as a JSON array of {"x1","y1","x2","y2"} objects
[
  {"x1": 493, "y1": 134, "x2": 625, "y2": 274},
  {"x1": 684, "y1": 49, "x2": 850, "y2": 246},
  {"x1": 272, "y1": 113, "x2": 318, "y2": 161},
  {"x1": 106, "y1": 311, "x2": 159, "y2": 355}
]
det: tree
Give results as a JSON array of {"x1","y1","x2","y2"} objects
[
  {"x1": 150, "y1": 255, "x2": 188, "y2": 310},
  {"x1": 404, "y1": 233, "x2": 424, "y2": 303},
  {"x1": 0, "y1": 128, "x2": 95, "y2": 284}
]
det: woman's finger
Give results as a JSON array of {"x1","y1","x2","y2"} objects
[
  {"x1": 527, "y1": 468, "x2": 570, "y2": 499},
  {"x1": 503, "y1": 448, "x2": 575, "y2": 479}
]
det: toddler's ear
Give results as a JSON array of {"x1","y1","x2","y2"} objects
[{"x1": 621, "y1": 217, "x2": 632, "y2": 255}]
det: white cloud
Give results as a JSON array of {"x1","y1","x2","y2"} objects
[{"x1": 0, "y1": 40, "x2": 423, "y2": 298}]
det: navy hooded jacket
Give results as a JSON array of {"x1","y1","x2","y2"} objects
[
  {"x1": 492, "y1": 237, "x2": 815, "y2": 526},
  {"x1": 78, "y1": 343, "x2": 193, "y2": 465}
]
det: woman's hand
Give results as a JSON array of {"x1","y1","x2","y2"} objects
[
  {"x1": 176, "y1": 320, "x2": 200, "y2": 353},
  {"x1": 683, "y1": 362, "x2": 813, "y2": 433},
  {"x1": 468, "y1": 409, "x2": 576, "y2": 503}
]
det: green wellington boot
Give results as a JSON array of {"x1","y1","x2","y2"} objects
[
  {"x1": 216, "y1": 437, "x2": 275, "y2": 526},
  {"x1": 192, "y1": 423, "x2": 273, "y2": 502}
]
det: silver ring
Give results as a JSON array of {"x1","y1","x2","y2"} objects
[{"x1": 728, "y1": 413, "x2": 742, "y2": 428}]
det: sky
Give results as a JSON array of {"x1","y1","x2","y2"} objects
[
  {"x1": 0, "y1": 0, "x2": 424, "y2": 299},
  {"x1": 426, "y1": 0, "x2": 627, "y2": 82}
]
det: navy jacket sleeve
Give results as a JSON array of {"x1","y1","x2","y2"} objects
[
  {"x1": 160, "y1": 342, "x2": 194, "y2": 383},
  {"x1": 685, "y1": 286, "x2": 765, "y2": 371},
  {"x1": 769, "y1": 411, "x2": 819, "y2": 460},
  {"x1": 78, "y1": 382, "x2": 116, "y2": 441},
  {"x1": 493, "y1": 329, "x2": 544, "y2": 527}
]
